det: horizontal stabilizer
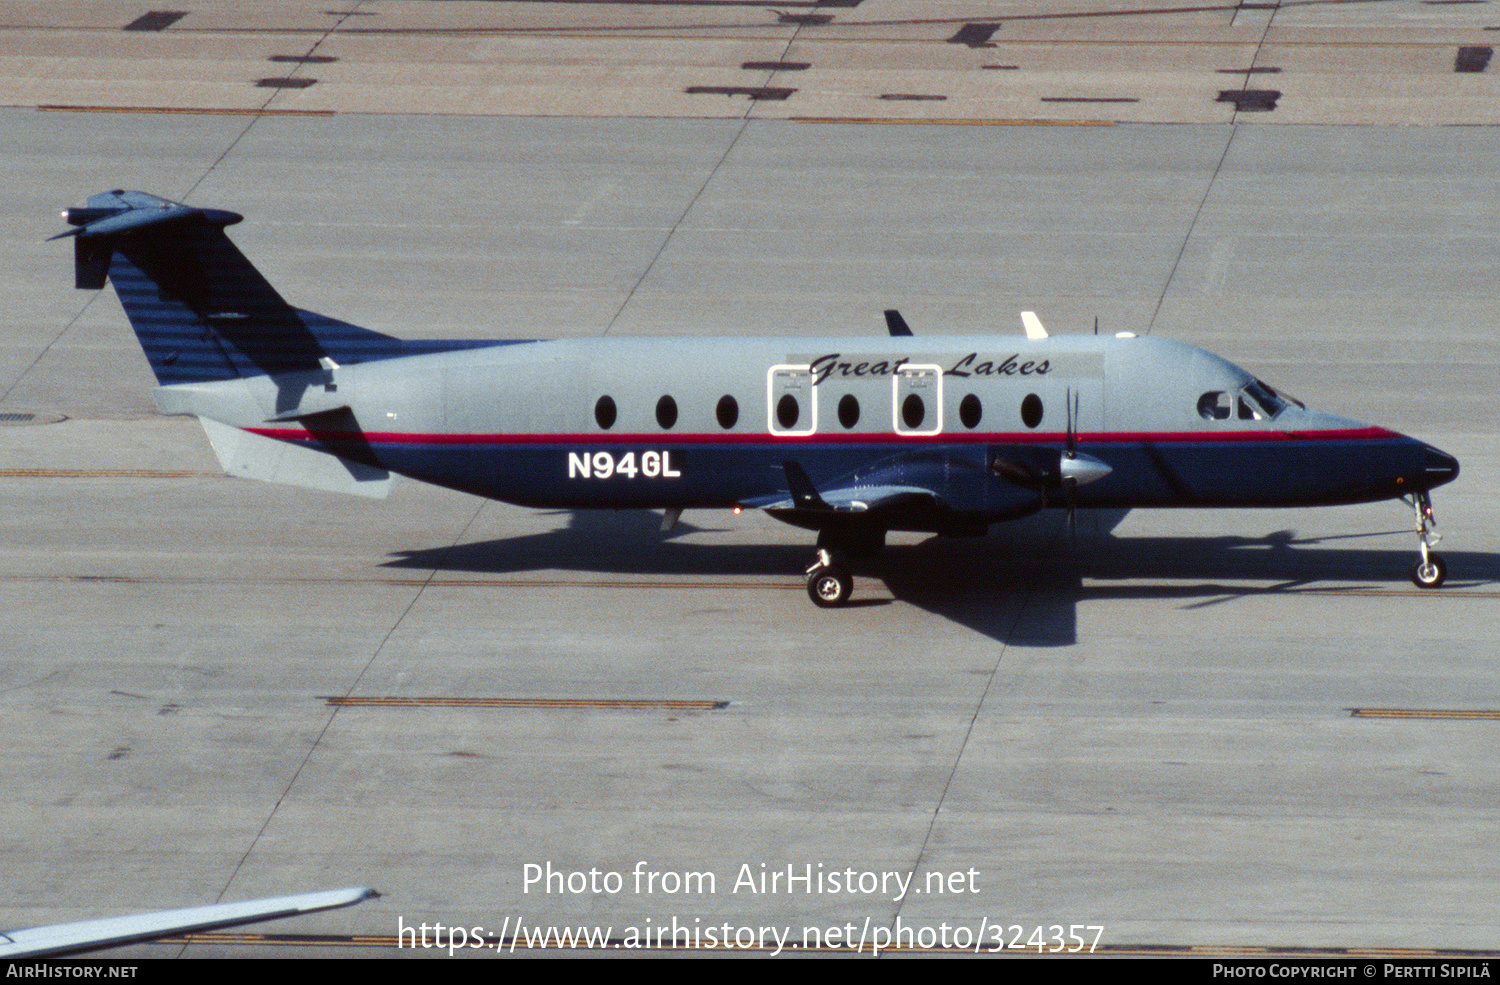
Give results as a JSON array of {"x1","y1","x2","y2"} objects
[
  {"x1": 201, "y1": 418, "x2": 394, "y2": 499},
  {"x1": 51, "y1": 197, "x2": 241, "y2": 242},
  {"x1": 52, "y1": 192, "x2": 245, "y2": 292}
]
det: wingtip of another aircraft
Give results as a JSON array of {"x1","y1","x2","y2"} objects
[{"x1": 0, "y1": 886, "x2": 381, "y2": 959}]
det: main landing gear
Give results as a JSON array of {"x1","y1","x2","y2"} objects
[
  {"x1": 1407, "y1": 491, "x2": 1447, "y2": 589},
  {"x1": 804, "y1": 529, "x2": 885, "y2": 607},
  {"x1": 806, "y1": 549, "x2": 853, "y2": 608}
]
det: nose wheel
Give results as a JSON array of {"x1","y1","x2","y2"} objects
[
  {"x1": 806, "y1": 549, "x2": 853, "y2": 607},
  {"x1": 1407, "y1": 492, "x2": 1447, "y2": 589}
]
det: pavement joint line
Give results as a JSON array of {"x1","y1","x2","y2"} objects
[
  {"x1": 791, "y1": 117, "x2": 1113, "y2": 125},
  {"x1": 1350, "y1": 708, "x2": 1500, "y2": 720},
  {"x1": 323, "y1": 696, "x2": 729, "y2": 709},
  {"x1": 35, "y1": 105, "x2": 336, "y2": 116},
  {"x1": 0, "y1": 468, "x2": 215, "y2": 477}
]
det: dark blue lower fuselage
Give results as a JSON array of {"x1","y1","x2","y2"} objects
[{"x1": 254, "y1": 424, "x2": 1458, "y2": 531}]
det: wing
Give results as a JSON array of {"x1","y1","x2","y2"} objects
[
  {"x1": 0, "y1": 887, "x2": 378, "y2": 958},
  {"x1": 745, "y1": 461, "x2": 942, "y2": 515},
  {"x1": 745, "y1": 456, "x2": 1042, "y2": 537}
]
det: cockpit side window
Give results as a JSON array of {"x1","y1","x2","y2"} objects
[{"x1": 1198, "y1": 391, "x2": 1232, "y2": 420}]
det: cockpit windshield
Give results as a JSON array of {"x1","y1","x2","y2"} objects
[
  {"x1": 1240, "y1": 379, "x2": 1285, "y2": 418},
  {"x1": 1256, "y1": 378, "x2": 1305, "y2": 411}
]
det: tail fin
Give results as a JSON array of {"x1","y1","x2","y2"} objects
[
  {"x1": 58, "y1": 191, "x2": 520, "y2": 387},
  {"x1": 55, "y1": 190, "x2": 338, "y2": 385}
]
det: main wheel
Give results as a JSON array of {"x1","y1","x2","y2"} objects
[
  {"x1": 806, "y1": 564, "x2": 853, "y2": 607},
  {"x1": 1411, "y1": 554, "x2": 1447, "y2": 589}
]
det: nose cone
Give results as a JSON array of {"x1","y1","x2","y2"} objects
[{"x1": 1420, "y1": 444, "x2": 1460, "y2": 490}]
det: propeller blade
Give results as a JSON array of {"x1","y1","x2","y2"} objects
[
  {"x1": 1063, "y1": 388, "x2": 1083, "y2": 537},
  {"x1": 1065, "y1": 387, "x2": 1078, "y2": 459}
]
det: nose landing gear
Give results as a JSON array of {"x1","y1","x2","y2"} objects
[{"x1": 1407, "y1": 491, "x2": 1447, "y2": 589}]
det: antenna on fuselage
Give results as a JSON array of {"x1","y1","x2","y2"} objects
[{"x1": 884, "y1": 309, "x2": 913, "y2": 337}]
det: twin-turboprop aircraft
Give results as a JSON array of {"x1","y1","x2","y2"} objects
[{"x1": 55, "y1": 191, "x2": 1460, "y2": 606}]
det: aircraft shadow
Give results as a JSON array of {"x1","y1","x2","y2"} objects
[{"x1": 385, "y1": 510, "x2": 1500, "y2": 648}]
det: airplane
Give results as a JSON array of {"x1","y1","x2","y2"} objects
[
  {"x1": 0, "y1": 886, "x2": 377, "y2": 958},
  {"x1": 52, "y1": 190, "x2": 1460, "y2": 607}
]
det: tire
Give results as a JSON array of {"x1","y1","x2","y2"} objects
[
  {"x1": 806, "y1": 564, "x2": 853, "y2": 607},
  {"x1": 1410, "y1": 554, "x2": 1447, "y2": 589}
]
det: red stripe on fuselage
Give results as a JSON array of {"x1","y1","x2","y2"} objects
[{"x1": 245, "y1": 426, "x2": 1401, "y2": 446}]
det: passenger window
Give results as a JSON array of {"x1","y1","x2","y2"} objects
[
  {"x1": 656, "y1": 395, "x2": 678, "y2": 429},
  {"x1": 595, "y1": 395, "x2": 617, "y2": 430},
  {"x1": 959, "y1": 393, "x2": 982, "y2": 429},
  {"x1": 716, "y1": 394, "x2": 739, "y2": 429},
  {"x1": 1021, "y1": 393, "x2": 1043, "y2": 429},
  {"x1": 901, "y1": 394, "x2": 925, "y2": 430},
  {"x1": 837, "y1": 394, "x2": 860, "y2": 429},
  {"x1": 776, "y1": 394, "x2": 799, "y2": 429}
]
